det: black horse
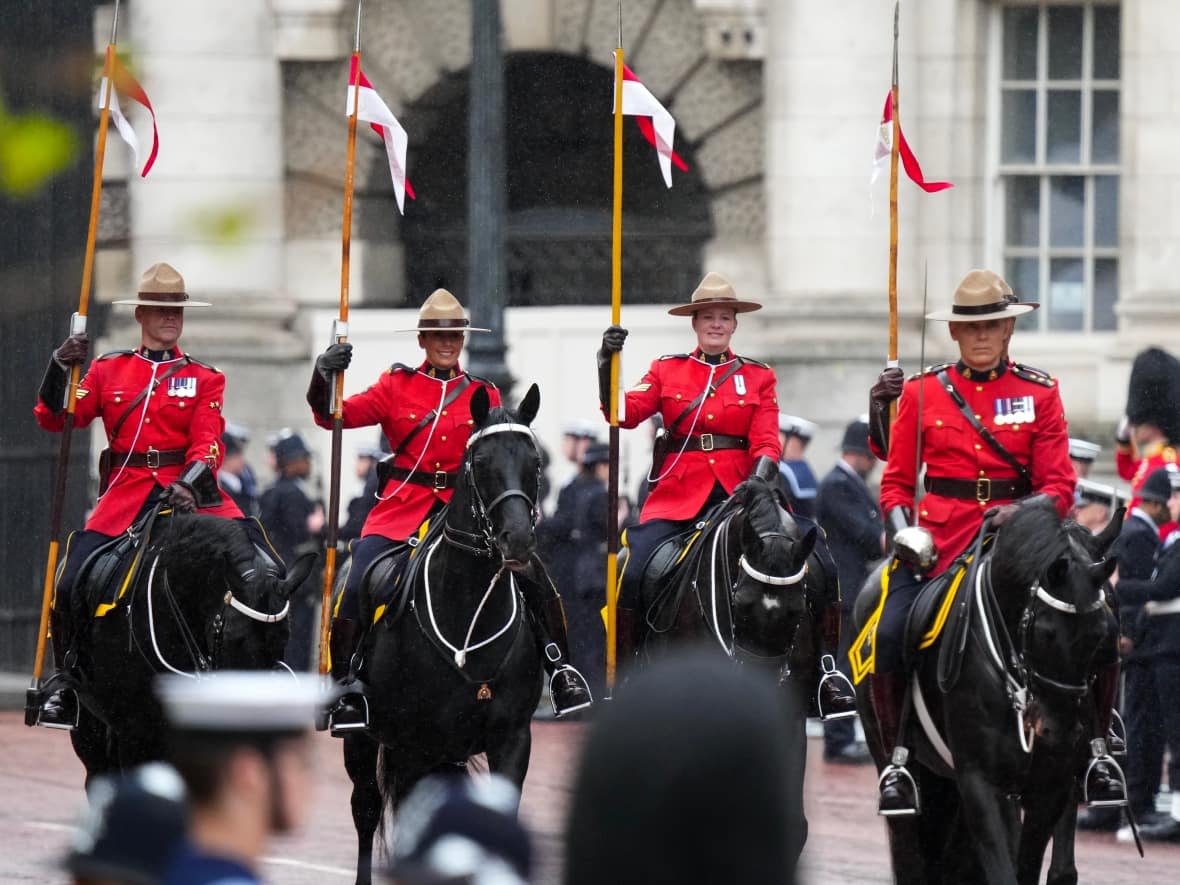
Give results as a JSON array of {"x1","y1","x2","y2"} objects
[
  {"x1": 68, "y1": 510, "x2": 314, "y2": 784},
  {"x1": 636, "y1": 477, "x2": 828, "y2": 865},
  {"x1": 853, "y1": 501, "x2": 1121, "y2": 885},
  {"x1": 342, "y1": 385, "x2": 547, "y2": 885}
]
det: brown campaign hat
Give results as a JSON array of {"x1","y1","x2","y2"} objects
[
  {"x1": 925, "y1": 269, "x2": 1037, "y2": 322},
  {"x1": 112, "y1": 262, "x2": 211, "y2": 308},
  {"x1": 398, "y1": 288, "x2": 489, "y2": 333},
  {"x1": 667, "y1": 271, "x2": 762, "y2": 317}
]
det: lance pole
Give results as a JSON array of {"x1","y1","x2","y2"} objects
[
  {"x1": 27, "y1": 0, "x2": 121, "y2": 725},
  {"x1": 914, "y1": 261, "x2": 928, "y2": 522},
  {"x1": 887, "y1": 1, "x2": 901, "y2": 414},
  {"x1": 606, "y1": 5, "x2": 624, "y2": 693},
  {"x1": 319, "y1": 2, "x2": 363, "y2": 675}
]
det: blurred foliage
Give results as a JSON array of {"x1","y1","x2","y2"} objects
[
  {"x1": 190, "y1": 203, "x2": 257, "y2": 246},
  {"x1": 0, "y1": 94, "x2": 78, "y2": 198}
]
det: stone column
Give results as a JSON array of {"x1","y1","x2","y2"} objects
[
  {"x1": 120, "y1": 1, "x2": 304, "y2": 444},
  {"x1": 465, "y1": 0, "x2": 512, "y2": 391},
  {"x1": 1117, "y1": 0, "x2": 1180, "y2": 343}
]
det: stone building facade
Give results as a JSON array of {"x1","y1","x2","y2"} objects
[{"x1": 91, "y1": 0, "x2": 1180, "y2": 497}]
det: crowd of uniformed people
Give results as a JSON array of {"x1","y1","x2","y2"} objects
[{"x1": 34, "y1": 261, "x2": 1180, "y2": 882}]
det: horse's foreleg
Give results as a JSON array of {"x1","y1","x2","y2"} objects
[
  {"x1": 70, "y1": 707, "x2": 115, "y2": 789},
  {"x1": 343, "y1": 734, "x2": 382, "y2": 885},
  {"x1": 1044, "y1": 790, "x2": 1080, "y2": 885},
  {"x1": 955, "y1": 766, "x2": 1021, "y2": 884},
  {"x1": 486, "y1": 726, "x2": 532, "y2": 791}
]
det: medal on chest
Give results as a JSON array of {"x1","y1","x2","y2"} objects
[
  {"x1": 733, "y1": 374, "x2": 746, "y2": 396},
  {"x1": 167, "y1": 377, "x2": 197, "y2": 398},
  {"x1": 994, "y1": 395, "x2": 1034, "y2": 425}
]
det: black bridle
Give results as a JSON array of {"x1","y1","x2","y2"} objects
[{"x1": 442, "y1": 421, "x2": 541, "y2": 559}]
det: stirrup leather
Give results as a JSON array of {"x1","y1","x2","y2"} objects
[
  {"x1": 817, "y1": 654, "x2": 858, "y2": 722},
  {"x1": 877, "y1": 746, "x2": 921, "y2": 817}
]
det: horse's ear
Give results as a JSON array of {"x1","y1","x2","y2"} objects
[
  {"x1": 798, "y1": 525, "x2": 818, "y2": 563},
  {"x1": 517, "y1": 383, "x2": 540, "y2": 426},
  {"x1": 1092, "y1": 506, "x2": 1125, "y2": 557},
  {"x1": 1091, "y1": 555, "x2": 1118, "y2": 585},
  {"x1": 470, "y1": 385, "x2": 491, "y2": 425},
  {"x1": 281, "y1": 552, "x2": 317, "y2": 596},
  {"x1": 1046, "y1": 555, "x2": 1072, "y2": 589}
]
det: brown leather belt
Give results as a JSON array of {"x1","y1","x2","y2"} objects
[
  {"x1": 378, "y1": 462, "x2": 456, "y2": 491},
  {"x1": 106, "y1": 447, "x2": 187, "y2": 469},
  {"x1": 665, "y1": 433, "x2": 748, "y2": 453},
  {"x1": 924, "y1": 475, "x2": 1031, "y2": 504}
]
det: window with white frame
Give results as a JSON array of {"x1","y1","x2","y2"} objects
[{"x1": 998, "y1": 2, "x2": 1120, "y2": 332}]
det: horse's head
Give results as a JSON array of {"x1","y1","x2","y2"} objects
[
  {"x1": 461, "y1": 383, "x2": 543, "y2": 570},
  {"x1": 214, "y1": 550, "x2": 317, "y2": 670},
  {"x1": 990, "y1": 500, "x2": 1118, "y2": 747},
  {"x1": 728, "y1": 479, "x2": 817, "y2": 659}
]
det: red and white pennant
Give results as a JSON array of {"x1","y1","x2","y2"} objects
[
  {"x1": 615, "y1": 62, "x2": 688, "y2": 188},
  {"x1": 346, "y1": 57, "x2": 415, "y2": 213},
  {"x1": 98, "y1": 53, "x2": 159, "y2": 178}
]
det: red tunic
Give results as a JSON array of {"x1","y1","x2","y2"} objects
[
  {"x1": 1117, "y1": 441, "x2": 1179, "y2": 538},
  {"x1": 313, "y1": 361, "x2": 500, "y2": 540},
  {"x1": 34, "y1": 349, "x2": 243, "y2": 535},
  {"x1": 613, "y1": 349, "x2": 781, "y2": 523},
  {"x1": 880, "y1": 361, "x2": 1076, "y2": 576}
]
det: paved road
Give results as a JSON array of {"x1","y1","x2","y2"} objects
[{"x1": 0, "y1": 713, "x2": 1172, "y2": 883}]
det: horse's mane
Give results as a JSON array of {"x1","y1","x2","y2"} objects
[
  {"x1": 990, "y1": 499, "x2": 1069, "y2": 590},
  {"x1": 736, "y1": 479, "x2": 790, "y2": 539},
  {"x1": 159, "y1": 514, "x2": 255, "y2": 583}
]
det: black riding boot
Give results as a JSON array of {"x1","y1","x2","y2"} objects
[
  {"x1": 522, "y1": 580, "x2": 592, "y2": 717},
  {"x1": 1085, "y1": 662, "x2": 1129, "y2": 807},
  {"x1": 38, "y1": 610, "x2": 78, "y2": 731},
  {"x1": 870, "y1": 671, "x2": 919, "y2": 816},
  {"x1": 326, "y1": 618, "x2": 368, "y2": 736},
  {"x1": 816, "y1": 603, "x2": 857, "y2": 721}
]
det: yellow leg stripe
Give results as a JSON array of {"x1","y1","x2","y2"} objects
[
  {"x1": 919, "y1": 559, "x2": 972, "y2": 650},
  {"x1": 848, "y1": 563, "x2": 892, "y2": 684}
]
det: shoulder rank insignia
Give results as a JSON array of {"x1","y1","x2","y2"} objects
[
  {"x1": 97, "y1": 350, "x2": 134, "y2": 361},
  {"x1": 738, "y1": 356, "x2": 770, "y2": 369},
  {"x1": 75, "y1": 387, "x2": 90, "y2": 400},
  {"x1": 185, "y1": 355, "x2": 220, "y2": 373},
  {"x1": 659, "y1": 353, "x2": 690, "y2": 361},
  {"x1": 1011, "y1": 362, "x2": 1055, "y2": 388},
  {"x1": 630, "y1": 382, "x2": 652, "y2": 393},
  {"x1": 908, "y1": 362, "x2": 952, "y2": 382}
]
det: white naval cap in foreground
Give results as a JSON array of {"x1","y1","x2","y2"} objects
[{"x1": 156, "y1": 672, "x2": 326, "y2": 734}]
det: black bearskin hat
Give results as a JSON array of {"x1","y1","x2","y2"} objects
[{"x1": 1126, "y1": 348, "x2": 1180, "y2": 442}]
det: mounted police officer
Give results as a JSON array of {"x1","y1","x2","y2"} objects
[
  {"x1": 309, "y1": 289, "x2": 591, "y2": 731},
  {"x1": 597, "y1": 272, "x2": 856, "y2": 719},
  {"x1": 866, "y1": 269, "x2": 1125, "y2": 815},
  {"x1": 33, "y1": 263, "x2": 247, "y2": 729}
]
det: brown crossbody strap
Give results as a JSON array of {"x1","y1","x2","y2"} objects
[
  {"x1": 934, "y1": 369, "x2": 1032, "y2": 485},
  {"x1": 378, "y1": 375, "x2": 475, "y2": 481},
  {"x1": 666, "y1": 359, "x2": 746, "y2": 435},
  {"x1": 108, "y1": 357, "x2": 192, "y2": 443}
]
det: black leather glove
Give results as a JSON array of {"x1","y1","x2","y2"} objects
[
  {"x1": 53, "y1": 334, "x2": 89, "y2": 368},
  {"x1": 315, "y1": 342, "x2": 353, "y2": 378},
  {"x1": 164, "y1": 482, "x2": 197, "y2": 513},
  {"x1": 868, "y1": 366, "x2": 905, "y2": 456},
  {"x1": 984, "y1": 502, "x2": 1020, "y2": 528},
  {"x1": 597, "y1": 326, "x2": 628, "y2": 411},
  {"x1": 749, "y1": 455, "x2": 779, "y2": 484}
]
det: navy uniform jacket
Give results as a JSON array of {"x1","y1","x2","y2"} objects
[
  {"x1": 1117, "y1": 532, "x2": 1180, "y2": 663},
  {"x1": 779, "y1": 459, "x2": 818, "y2": 519},
  {"x1": 1114, "y1": 509, "x2": 1162, "y2": 662},
  {"x1": 816, "y1": 461, "x2": 883, "y2": 612},
  {"x1": 538, "y1": 470, "x2": 607, "y2": 597},
  {"x1": 259, "y1": 476, "x2": 318, "y2": 566},
  {"x1": 163, "y1": 842, "x2": 261, "y2": 885}
]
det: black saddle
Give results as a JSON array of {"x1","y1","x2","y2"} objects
[
  {"x1": 360, "y1": 542, "x2": 411, "y2": 627},
  {"x1": 73, "y1": 534, "x2": 137, "y2": 625}
]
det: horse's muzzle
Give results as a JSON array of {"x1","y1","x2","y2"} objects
[{"x1": 502, "y1": 558, "x2": 531, "y2": 573}]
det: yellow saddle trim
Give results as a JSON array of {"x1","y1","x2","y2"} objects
[
  {"x1": 918, "y1": 559, "x2": 971, "y2": 651},
  {"x1": 94, "y1": 545, "x2": 145, "y2": 619},
  {"x1": 849, "y1": 563, "x2": 891, "y2": 685}
]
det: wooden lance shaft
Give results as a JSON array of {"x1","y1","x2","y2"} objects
[
  {"x1": 28, "y1": 43, "x2": 117, "y2": 717},
  {"x1": 319, "y1": 50, "x2": 362, "y2": 676},
  {"x1": 605, "y1": 44, "x2": 624, "y2": 692},
  {"x1": 887, "y1": 2, "x2": 901, "y2": 422}
]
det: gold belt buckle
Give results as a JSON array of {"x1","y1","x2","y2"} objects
[
  {"x1": 699, "y1": 433, "x2": 714, "y2": 452},
  {"x1": 976, "y1": 477, "x2": 992, "y2": 504},
  {"x1": 145, "y1": 446, "x2": 160, "y2": 469}
]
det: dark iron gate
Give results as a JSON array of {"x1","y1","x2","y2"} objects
[{"x1": 0, "y1": 3, "x2": 98, "y2": 672}]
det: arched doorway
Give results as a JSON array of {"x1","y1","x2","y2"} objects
[{"x1": 400, "y1": 52, "x2": 713, "y2": 307}]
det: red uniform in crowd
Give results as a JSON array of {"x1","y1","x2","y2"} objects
[
  {"x1": 617, "y1": 349, "x2": 781, "y2": 522},
  {"x1": 1117, "y1": 440, "x2": 1178, "y2": 515},
  {"x1": 33, "y1": 348, "x2": 242, "y2": 534},
  {"x1": 880, "y1": 360, "x2": 1075, "y2": 575},
  {"x1": 312, "y1": 362, "x2": 500, "y2": 540}
]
